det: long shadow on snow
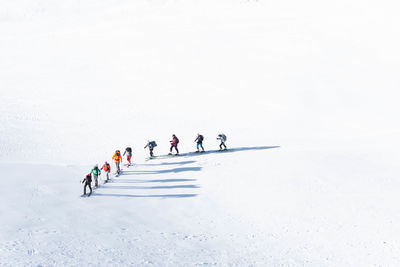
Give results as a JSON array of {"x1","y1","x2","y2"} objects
[
  {"x1": 120, "y1": 167, "x2": 202, "y2": 175},
  {"x1": 179, "y1": 146, "x2": 280, "y2": 157},
  {"x1": 101, "y1": 184, "x2": 199, "y2": 189},
  {"x1": 110, "y1": 178, "x2": 197, "y2": 184},
  {"x1": 152, "y1": 146, "x2": 280, "y2": 159},
  {"x1": 92, "y1": 193, "x2": 197, "y2": 198},
  {"x1": 135, "y1": 160, "x2": 196, "y2": 167}
]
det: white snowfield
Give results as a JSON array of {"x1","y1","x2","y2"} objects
[{"x1": 1, "y1": 0, "x2": 400, "y2": 266}]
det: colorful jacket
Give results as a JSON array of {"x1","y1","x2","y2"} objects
[
  {"x1": 101, "y1": 164, "x2": 111, "y2": 172},
  {"x1": 91, "y1": 167, "x2": 101, "y2": 176},
  {"x1": 112, "y1": 153, "x2": 122, "y2": 162},
  {"x1": 170, "y1": 136, "x2": 179, "y2": 146}
]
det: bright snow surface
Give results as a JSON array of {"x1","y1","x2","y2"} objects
[{"x1": 1, "y1": 0, "x2": 400, "y2": 266}]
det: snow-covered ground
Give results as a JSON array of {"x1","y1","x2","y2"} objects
[{"x1": 1, "y1": 0, "x2": 400, "y2": 266}]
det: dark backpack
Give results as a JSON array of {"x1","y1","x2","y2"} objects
[
  {"x1": 221, "y1": 134, "x2": 227, "y2": 141},
  {"x1": 150, "y1": 141, "x2": 157, "y2": 147},
  {"x1": 126, "y1": 147, "x2": 132, "y2": 153},
  {"x1": 199, "y1": 135, "x2": 204, "y2": 142}
]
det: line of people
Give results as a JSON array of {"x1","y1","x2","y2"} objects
[
  {"x1": 82, "y1": 162, "x2": 111, "y2": 196},
  {"x1": 81, "y1": 133, "x2": 227, "y2": 196},
  {"x1": 143, "y1": 133, "x2": 227, "y2": 157},
  {"x1": 161, "y1": 133, "x2": 227, "y2": 156}
]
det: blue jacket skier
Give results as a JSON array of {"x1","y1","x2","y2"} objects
[{"x1": 194, "y1": 134, "x2": 205, "y2": 152}]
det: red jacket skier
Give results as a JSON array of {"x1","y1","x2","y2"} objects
[{"x1": 169, "y1": 134, "x2": 179, "y2": 155}]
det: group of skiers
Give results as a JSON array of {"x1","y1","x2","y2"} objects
[
  {"x1": 166, "y1": 133, "x2": 227, "y2": 155},
  {"x1": 82, "y1": 161, "x2": 111, "y2": 196},
  {"x1": 81, "y1": 133, "x2": 227, "y2": 196}
]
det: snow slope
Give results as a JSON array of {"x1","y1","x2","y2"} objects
[{"x1": 1, "y1": 0, "x2": 400, "y2": 266}]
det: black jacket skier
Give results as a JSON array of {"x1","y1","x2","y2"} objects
[
  {"x1": 144, "y1": 141, "x2": 156, "y2": 157},
  {"x1": 82, "y1": 174, "x2": 92, "y2": 195}
]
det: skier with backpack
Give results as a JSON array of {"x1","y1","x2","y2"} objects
[
  {"x1": 194, "y1": 134, "x2": 205, "y2": 152},
  {"x1": 101, "y1": 161, "x2": 111, "y2": 182},
  {"x1": 169, "y1": 134, "x2": 179, "y2": 155},
  {"x1": 112, "y1": 150, "x2": 122, "y2": 174},
  {"x1": 123, "y1": 147, "x2": 133, "y2": 166},
  {"x1": 90, "y1": 164, "x2": 101, "y2": 188},
  {"x1": 217, "y1": 134, "x2": 227, "y2": 150},
  {"x1": 82, "y1": 173, "x2": 92, "y2": 196},
  {"x1": 144, "y1": 140, "x2": 157, "y2": 157}
]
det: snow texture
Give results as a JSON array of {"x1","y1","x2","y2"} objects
[{"x1": 1, "y1": 0, "x2": 400, "y2": 266}]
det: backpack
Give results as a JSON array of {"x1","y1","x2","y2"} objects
[
  {"x1": 175, "y1": 137, "x2": 179, "y2": 144},
  {"x1": 221, "y1": 134, "x2": 227, "y2": 142},
  {"x1": 126, "y1": 147, "x2": 132, "y2": 153},
  {"x1": 104, "y1": 164, "x2": 110, "y2": 172},
  {"x1": 199, "y1": 135, "x2": 204, "y2": 142},
  {"x1": 150, "y1": 141, "x2": 157, "y2": 147},
  {"x1": 92, "y1": 167, "x2": 100, "y2": 175},
  {"x1": 113, "y1": 152, "x2": 121, "y2": 161}
]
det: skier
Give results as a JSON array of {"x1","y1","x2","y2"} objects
[
  {"x1": 90, "y1": 164, "x2": 101, "y2": 188},
  {"x1": 123, "y1": 147, "x2": 133, "y2": 165},
  {"x1": 144, "y1": 140, "x2": 157, "y2": 157},
  {"x1": 169, "y1": 134, "x2": 179, "y2": 155},
  {"x1": 101, "y1": 161, "x2": 111, "y2": 182},
  {"x1": 112, "y1": 150, "x2": 122, "y2": 174},
  {"x1": 194, "y1": 134, "x2": 205, "y2": 152},
  {"x1": 217, "y1": 134, "x2": 227, "y2": 150},
  {"x1": 82, "y1": 173, "x2": 92, "y2": 196}
]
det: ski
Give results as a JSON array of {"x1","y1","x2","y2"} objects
[{"x1": 123, "y1": 163, "x2": 134, "y2": 168}]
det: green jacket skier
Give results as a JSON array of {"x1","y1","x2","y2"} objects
[{"x1": 90, "y1": 165, "x2": 101, "y2": 187}]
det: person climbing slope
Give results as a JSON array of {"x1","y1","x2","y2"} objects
[
  {"x1": 169, "y1": 134, "x2": 179, "y2": 155},
  {"x1": 194, "y1": 133, "x2": 205, "y2": 152},
  {"x1": 82, "y1": 173, "x2": 92, "y2": 196},
  {"x1": 144, "y1": 140, "x2": 157, "y2": 157},
  {"x1": 123, "y1": 147, "x2": 133, "y2": 166},
  {"x1": 112, "y1": 150, "x2": 122, "y2": 174},
  {"x1": 217, "y1": 134, "x2": 227, "y2": 150},
  {"x1": 90, "y1": 164, "x2": 101, "y2": 188},
  {"x1": 101, "y1": 161, "x2": 111, "y2": 182}
]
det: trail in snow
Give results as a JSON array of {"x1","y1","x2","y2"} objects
[{"x1": 93, "y1": 161, "x2": 201, "y2": 198}]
